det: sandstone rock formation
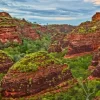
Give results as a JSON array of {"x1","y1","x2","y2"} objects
[
  {"x1": 92, "y1": 12, "x2": 100, "y2": 21},
  {"x1": 0, "y1": 12, "x2": 76, "y2": 48},
  {"x1": 0, "y1": 26, "x2": 21, "y2": 44},
  {"x1": 0, "y1": 12, "x2": 40, "y2": 45},
  {"x1": 64, "y1": 14, "x2": 100, "y2": 56},
  {"x1": 0, "y1": 50, "x2": 13, "y2": 73},
  {"x1": 0, "y1": 12, "x2": 11, "y2": 18},
  {"x1": 21, "y1": 24, "x2": 39, "y2": 40},
  {"x1": 1, "y1": 65, "x2": 73, "y2": 98},
  {"x1": 91, "y1": 49, "x2": 100, "y2": 78},
  {"x1": 65, "y1": 32, "x2": 100, "y2": 55},
  {"x1": 47, "y1": 25, "x2": 75, "y2": 53},
  {"x1": 1, "y1": 51, "x2": 73, "y2": 98}
]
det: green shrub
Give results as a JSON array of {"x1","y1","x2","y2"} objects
[
  {"x1": 3, "y1": 34, "x2": 51, "y2": 62},
  {"x1": 62, "y1": 54, "x2": 92, "y2": 78},
  {"x1": 10, "y1": 51, "x2": 62, "y2": 72},
  {"x1": 78, "y1": 27, "x2": 86, "y2": 33}
]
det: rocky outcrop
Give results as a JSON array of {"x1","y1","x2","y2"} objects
[
  {"x1": 0, "y1": 12, "x2": 76, "y2": 47},
  {"x1": 47, "y1": 25, "x2": 75, "y2": 53},
  {"x1": 0, "y1": 16, "x2": 21, "y2": 44},
  {"x1": 21, "y1": 24, "x2": 39, "y2": 40},
  {"x1": 63, "y1": 13, "x2": 100, "y2": 56},
  {"x1": 90, "y1": 50, "x2": 100, "y2": 78},
  {"x1": 91, "y1": 50, "x2": 100, "y2": 66},
  {"x1": 0, "y1": 12, "x2": 11, "y2": 18},
  {"x1": 66, "y1": 32, "x2": 100, "y2": 55},
  {"x1": 0, "y1": 12, "x2": 40, "y2": 45},
  {"x1": 0, "y1": 26, "x2": 21, "y2": 44},
  {"x1": 1, "y1": 51, "x2": 73, "y2": 98},
  {"x1": 92, "y1": 63, "x2": 100, "y2": 78},
  {"x1": 0, "y1": 50, "x2": 13, "y2": 73},
  {"x1": 1, "y1": 65, "x2": 73, "y2": 98},
  {"x1": 92, "y1": 12, "x2": 100, "y2": 21}
]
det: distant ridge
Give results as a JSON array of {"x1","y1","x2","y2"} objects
[{"x1": 0, "y1": 12, "x2": 11, "y2": 18}]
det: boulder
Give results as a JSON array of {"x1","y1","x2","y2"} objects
[
  {"x1": 91, "y1": 50, "x2": 100, "y2": 78},
  {"x1": 92, "y1": 63, "x2": 100, "y2": 77},
  {"x1": 1, "y1": 51, "x2": 73, "y2": 98}
]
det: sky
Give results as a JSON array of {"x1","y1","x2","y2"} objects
[{"x1": 0, "y1": 0, "x2": 100, "y2": 25}]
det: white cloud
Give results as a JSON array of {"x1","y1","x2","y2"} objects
[
  {"x1": 17, "y1": 15, "x2": 77, "y2": 20},
  {"x1": 84, "y1": 0, "x2": 100, "y2": 5},
  {"x1": 0, "y1": 0, "x2": 99, "y2": 25},
  {"x1": 0, "y1": 8, "x2": 9, "y2": 11}
]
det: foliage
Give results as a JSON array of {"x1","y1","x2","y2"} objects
[
  {"x1": 45, "y1": 52, "x2": 92, "y2": 79},
  {"x1": 3, "y1": 34, "x2": 51, "y2": 62},
  {"x1": 34, "y1": 79, "x2": 100, "y2": 100},
  {"x1": 10, "y1": 51, "x2": 62, "y2": 72},
  {"x1": 0, "y1": 50, "x2": 13, "y2": 63},
  {"x1": 0, "y1": 18, "x2": 99, "y2": 100},
  {"x1": 62, "y1": 54, "x2": 92, "y2": 78},
  {"x1": 50, "y1": 48, "x2": 68, "y2": 59},
  {"x1": 78, "y1": 27, "x2": 86, "y2": 33},
  {"x1": 0, "y1": 73, "x2": 5, "y2": 82},
  {"x1": 72, "y1": 21, "x2": 100, "y2": 34}
]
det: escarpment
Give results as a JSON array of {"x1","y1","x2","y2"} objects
[
  {"x1": 64, "y1": 13, "x2": 100, "y2": 56},
  {"x1": 0, "y1": 12, "x2": 40, "y2": 46}
]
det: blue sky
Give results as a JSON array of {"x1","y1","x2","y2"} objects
[{"x1": 0, "y1": 0, "x2": 100, "y2": 25}]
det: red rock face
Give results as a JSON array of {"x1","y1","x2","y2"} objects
[
  {"x1": 0, "y1": 12, "x2": 40, "y2": 44},
  {"x1": 0, "y1": 26, "x2": 21, "y2": 44},
  {"x1": 91, "y1": 50, "x2": 100, "y2": 78},
  {"x1": 66, "y1": 32, "x2": 100, "y2": 55},
  {"x1": 0, "y1": 51, "x2": 13, "y2": 73},
  {"x1": 92, "y1": 12, "x2": 100, "y2": 21},
  {"x1": 91, "y1": 51, "x2": 100, "y2": 66},
  {"x1": 21, "y1": 24, "x2": 39, "y2": 40},
  {"x1": 92, "y1": 64, "x2": 100, "y2": 78},
  {"x1": 1, "y1": 65, "x2": 73, "y2": 98}
]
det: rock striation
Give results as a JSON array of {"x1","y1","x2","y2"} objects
[
  {"x1": 1, "y1": 51, "x2": 73, "y2": 98},
  {"x1": 64, "y1": 13, "x2": 100, "y2": 56},
  {"x1": 91, "y1": 49, "x2": 100, "y2": 78},
  {"x1": 66, "y1": 32, "x2": 100, "y2": 55},
  {"x1": 92, "y1": 12, "x2": 100, "y2": 21},
  {"x1": 0, "y1": 12, "x2": 40, "y2": 45}
]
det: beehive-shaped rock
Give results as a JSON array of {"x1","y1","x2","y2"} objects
[{"x1": 1, "y1": 51, "x2": 73, "y2": 98}]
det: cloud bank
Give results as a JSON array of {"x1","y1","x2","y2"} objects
[
  {"x1": 0, "y1": 0, "x2": 99, "y2": 25},
  {"x1": 84, "y1": 0, "x2": 100, "y2": 5}
]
